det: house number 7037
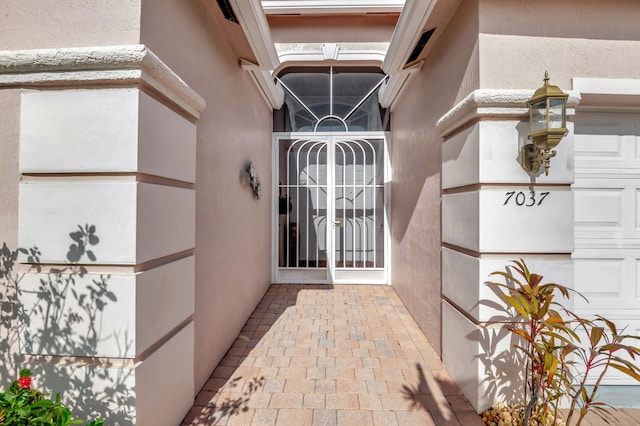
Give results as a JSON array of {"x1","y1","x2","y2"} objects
[{"x1": 503, "y1": 191, "x2": 550, "y2": 207}]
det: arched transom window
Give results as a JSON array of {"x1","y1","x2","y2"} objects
[{"x1": 274, "y1": 67, "x2": 389, "y2": 132}]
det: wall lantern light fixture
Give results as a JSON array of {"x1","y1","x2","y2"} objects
[{"x1": 521, "y1": 71, "x2": 569, "y2": 176}]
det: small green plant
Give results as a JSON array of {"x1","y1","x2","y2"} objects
[
  {"x1": 488, "y1": 259, "x2": 640, "y2": 426},
  {"x1": 0, "y1": 369, "x2": 104, "y2": 426}
]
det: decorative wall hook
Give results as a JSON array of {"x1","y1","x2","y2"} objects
[{"x1": 246, "y1": 161, "x2": 261, "y2": 199}]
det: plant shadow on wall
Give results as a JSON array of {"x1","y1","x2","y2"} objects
[
  {"x1": 478, "y1": 259, "x2": 640, "y2": 426},
  {"x1": 0, "y1": 225, "x2": 135, "y2": 424},
  {"x1": 474, "y1": 265, "x2": 528, "y2": 411}
]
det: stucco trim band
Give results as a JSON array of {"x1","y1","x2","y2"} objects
[
  {"x1": 436, "y1": 89, "x2": 581, "y2": 138},
  {"x1": 0, "y1": 44, "x2": 206, "y2": 120},
  {"x1": 573, "y1": 77, "x2": 640, "y2": 108},
  {"x1": 573, "y1": 77, "x2": 640, "y2": 96}
]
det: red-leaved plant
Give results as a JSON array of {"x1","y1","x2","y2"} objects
[{"x1": 488, "y1": 259, "x2": 640, "y2": 426}]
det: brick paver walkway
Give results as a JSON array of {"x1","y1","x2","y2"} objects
[
  {"x1": 575, "y1": 410, "x2": 640, "y2": 426},
  {"x1": 181, "y1": 284, "x2": 483, "y2": 425}
]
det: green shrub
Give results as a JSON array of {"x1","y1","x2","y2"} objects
[{"x1": 0, "y1": 369, "x2": 103, "y2": 426}]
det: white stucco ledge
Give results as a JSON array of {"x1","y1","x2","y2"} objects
[
  {"x1": 573, "y1": 77, "x2": 640, "y2": 108},
  {"x1": 436, "y1": 89, "x2": 581, "y2": 138},
  {"x1": 0, "y1": 45, "x2": 206, "y2": 120}
]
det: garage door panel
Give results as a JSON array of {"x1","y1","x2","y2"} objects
[
  {"x1": 574, "y1": 251, "x2": 639, "y2": 310},
  {"x1": 575, "y1": 129, "x2": 623, "y2": 158},
  {"x1": 574, "y1": 187, "x2": 623, "y2": 228},
  {"x1": 575, "y1": 180, "x2": 640, "y2": 241},
  {"x1": 574, "y1": 112, "x2": 640, "y2": 171},
  {"x1": 636, "y1": 188, "x2": 640, "y2": 231},
  {"x1": 574, "y1": 112, "x2": 640, "y2": 386}
]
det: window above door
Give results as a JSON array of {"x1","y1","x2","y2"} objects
[{"x1": 274, "y1": 66, "x2": 390, "y2": 132}]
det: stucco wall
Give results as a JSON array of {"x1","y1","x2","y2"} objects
[
  {"x1": 0, "y1": 90, "x2": 21, "y2": 373},
  {"x1": 390, "y1": 0, "x2": 640, "y2": 357},
  {"x1": 478, "y1": 0, "x2": 640, "y2": 89},
  {"x1": 268, "y1": 14, "x2": 397, "y2": 43},
  {"x1": 479, "y1": 0, "x2": 639, "y2": 41},
  {"x1": 0, "y1": 90, "x2": 20, "y2": 249},
  {"x1": 390, "y1": 0, "x2": 479, "y2": 355},
  {"x1": 0, "y1": 0, "x2": 140, "y2": 50},
  {"x1": 140, "y1": 0, "x2": 273, "y2": 392}
]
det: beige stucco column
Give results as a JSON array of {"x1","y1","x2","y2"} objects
[
  {"x1": 1, "y1": 45, "x2": 205, "y2": 424},
  {"x1": 438, "y1": 89, "x2": 579, "y2": 412}
]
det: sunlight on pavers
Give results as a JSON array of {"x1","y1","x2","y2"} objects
[{"x1": 182, "y1": 285, "x2": 482, "y2": 425}]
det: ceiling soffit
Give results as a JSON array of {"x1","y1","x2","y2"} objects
[
  {"x1": 261, "y1": 0, "x2": 404, "y2": 15},
  {"x1": 267, "y1": 14, "x2": 399, "y2": 44}
]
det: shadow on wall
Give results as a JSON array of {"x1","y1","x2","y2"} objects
[
  {"x1": 473, "y1": 265, "x2": 526, "y2": 410},
  {"x1": 0, "y1": 225, "x2": 135, "y2": 424}
]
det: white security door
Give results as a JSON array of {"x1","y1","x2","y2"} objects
[
  {"x1": 573, "y1": 111, "x2": 640, "y2": 385},
  {"x1": 274, "y1": 134, "x2": 388, "y2": 284}
]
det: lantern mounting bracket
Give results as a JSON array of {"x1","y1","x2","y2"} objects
[{"x1": 520, "y1": 144, "x2": 557, "y2": 176}]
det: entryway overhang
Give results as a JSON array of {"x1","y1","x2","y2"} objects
[{"x1": 224, "y1": 0, "x2": 463, "y2": 110}]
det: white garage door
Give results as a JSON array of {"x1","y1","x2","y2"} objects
[{"x1": 573, "y1": 111, "x2": 640, "y2": 385}]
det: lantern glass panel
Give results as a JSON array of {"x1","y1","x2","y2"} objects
[
  {"x1": 548, "y1": 98, "x2": 566, "y2": 129},
  {"x1": 529, "y1": 99, "x2": 547, "y2": 132}
]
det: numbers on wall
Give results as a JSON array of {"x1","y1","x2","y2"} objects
[{"x1": 503, "y1": 191, "x2": 550, "y2": 207}]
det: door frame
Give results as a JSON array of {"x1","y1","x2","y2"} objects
[{"x1": 271, "y1": 131, "x2": 391, "y2": 284}]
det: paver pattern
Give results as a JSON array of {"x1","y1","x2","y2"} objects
[
  {"x1": 181, "y1": 284, "x2": 640, "y2": 425},
  {"x1": 574, "y1": 410, "x2": 640, "y2": 426},
  {"x1": 181, "y1": 284, "x2": 482, "y2": 425}
]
